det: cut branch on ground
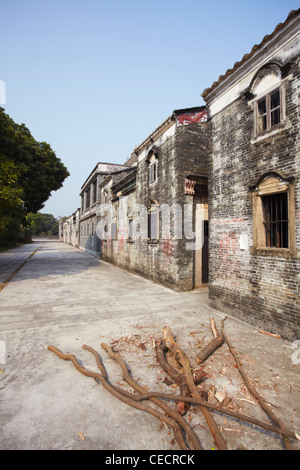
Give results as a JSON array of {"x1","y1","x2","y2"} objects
[
  {"x1": 162, "y1": 325, "x2": 228, "y2": 450},
  {"x1": 47, "y1": 317, "x2": 300, "y2": 450}
]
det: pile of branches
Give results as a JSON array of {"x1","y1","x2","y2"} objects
[{"x1": 48, "y1": 317, "x2": 299, "y2": 450}]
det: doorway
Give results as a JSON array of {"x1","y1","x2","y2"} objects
[{"x1": 194, "y1": 203, "x2": 208, "y2": 288}]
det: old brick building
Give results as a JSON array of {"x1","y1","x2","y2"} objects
[
  {"x1": 202, "y1": 9, "x2": 300, "y2": 340},
  {"x1": 99, "y1": 107, "x2": 209, "y2": 291},
  {"x1": 79, "y1": 162, "x2": 129, "y2": 256}
]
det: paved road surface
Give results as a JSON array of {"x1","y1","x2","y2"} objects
[{"x1": 0, "y1": 241, "x2": 299, "y2": 451}]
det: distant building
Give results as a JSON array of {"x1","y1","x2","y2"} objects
[
  {"x1": 59, "y1": 209, "x2": 80, "y2": 247},
  {"x1": 79, "y1": 162, "x2": 129, "y2": 256}
]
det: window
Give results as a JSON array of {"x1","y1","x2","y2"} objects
[
  {"x1": 251, "y1": 173, "x2": 295, "y2": 256},
  {"x1": 104, "y1": 223, "x2": 108, "y2": 238},
  {"x1": 148, "y1": 210, "x2": 159, "y2": 240},
  {"x1": 256, "y1": 88, "x2": 281, "y2": 134},
  {"x1": 92, "y1": 181, "x2": 97, "y2": 204},
  {"x1": 111, "y1": 222, "x2": 117, "y2": 239},
  {"x1": 262, "y1": 193, "x2": 288, "y2": 248},
  {"x1": 128, "y1": 218, "x2": 134, "y2": 239},
  {"x1": 149, "y1": 161, "x2": 157, "y2": 185},
  {"x1": 86, "y1": 187, "x2": 90, "y2": 209}
]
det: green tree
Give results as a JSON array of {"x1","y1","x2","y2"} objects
[
  {"x1": 0, "y1": 157, "x2": 24, "y2": 243},
  {"x1": 27, "y1": 213, "x2": 59, "y2": 236},
  {"x1": 0, "y1": 108, "x2": 69, "y2": 246}
]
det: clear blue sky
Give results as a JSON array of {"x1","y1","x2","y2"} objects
[{"x1": 1, "y1": 0, "x2": 299, "y2": 218}]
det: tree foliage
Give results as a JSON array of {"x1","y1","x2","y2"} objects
[
  {"x1": 0, "y1": 107, "x2": 69, "y2": 245},
  {"x1": 26, "y1": 212, "x2": 59, "y2": 236}
]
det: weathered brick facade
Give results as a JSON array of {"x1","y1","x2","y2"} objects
[
  {"x1": 100, "y1": 107, "x2": 209, "y2": 291},
  {"x1": 202, "y1": 10, "x2": 300, "y2": 340}
]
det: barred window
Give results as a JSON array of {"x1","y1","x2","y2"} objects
[
  {"x1": 251, "y1": 173, "x2": 295, "y2": 256},
  {"x1": 262, "y1": 192, "x2": 288, "y2": 248}
]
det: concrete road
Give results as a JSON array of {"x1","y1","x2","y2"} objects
[{"x1": 0, "y1": 241, "x2": 299, "y2": 451}]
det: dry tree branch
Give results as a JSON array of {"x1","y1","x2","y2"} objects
[
  {"x1": 162, "y1": 326, "x2": 227, "y2": 450},
  {"x1": 48, "y1": 344, "x2": 188, "y2": 450},
  {"x1": 155, "y1": 338, "x2": 191, "y2": 416},
  {"x1": 100, "y1": 342, "x2": 202, "y2": 450},
  {"x1": 220, "y1": 324, "x2": 293, "y2": 450},
  {"x1": 123, "y1": 390, "x2": 299, "y2": 441},
  {"x1": 196, "y1": 317, "x2": 226, "y2": 364},
  {"x1": 85, "y1": 342, "x2": 299, "y2": 443}
]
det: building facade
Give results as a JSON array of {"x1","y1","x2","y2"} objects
[
  {"x1": 98, "y1": 107, "x2": 209, "y2": 291},
  {"x1": 59, "y1": 209, "x2": 80, "y2": 247},
  {"x1": 202, "y1": 9, "x2": 300, "y2": 340},
  {"x1": 79, "y1": 162, "x2": 129, "y2": 256}
]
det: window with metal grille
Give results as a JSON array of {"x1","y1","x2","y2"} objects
[{"x1": 262, "y1": 192, "x2": 288, "y2": 248}]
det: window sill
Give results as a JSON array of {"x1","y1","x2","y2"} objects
[
  {"x1": 251, "y1": 246, "x2": 294, "y2": 258},
  {"x1": 251, "y1": 122, "x2": 288, "y2": 144},
  {"x1": 126, "y1": 239, "x2": 135, "y2": 243},
  {"x1": 147, "y1": 239, "x2": 159, "y2": 245}
]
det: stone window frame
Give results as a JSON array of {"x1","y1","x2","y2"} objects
[{"x1": 251, "y1": 172, "x2": 296, "y2": 258}]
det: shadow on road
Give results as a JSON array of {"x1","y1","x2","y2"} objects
[{"x1": 0, "y1": 241, "x2": 101, "y2": 286}]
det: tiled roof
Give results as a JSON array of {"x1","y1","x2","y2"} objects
[{"x1": 202, "y1": 9, "x2": 300, "y2": 99}]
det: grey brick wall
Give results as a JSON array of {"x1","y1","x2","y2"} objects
[
  {"x1": 101, "y1": 121, "x2": 208, "y2": 291},
  {"x1": 207, "y1": 57, "x2": 300, "y2": 341}
]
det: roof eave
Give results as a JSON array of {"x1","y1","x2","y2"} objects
[{"x1": 201, "y1": 8, "x2": 300, "y2": 102}]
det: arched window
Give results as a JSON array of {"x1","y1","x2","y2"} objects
[
  {"x1": 249, "y1": 63, "x2": 286, "y2": 137},
  {"x1": 146, "y1": 148, "x2": 159, "y2": 186}
]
